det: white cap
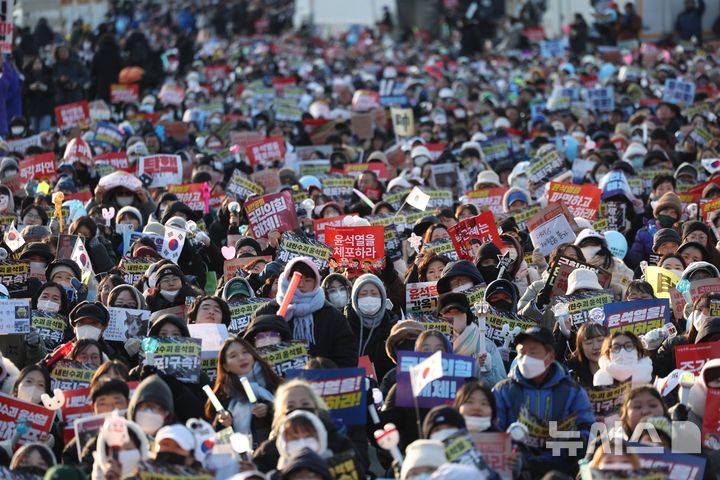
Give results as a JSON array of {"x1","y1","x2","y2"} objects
[
  {"x1": 155, "y1": 424, "x2": 196, "y2": 452},
  {"x1": 438, "y1": 88, "x2": 454, "y2": 99},
  {"x1": 143, "y1": 221, "x2": 166, "y2": 236},
  {"x1": 574, "y1": 228, "x2": 607, "y2": 247},
  {"x1": 566, "y1": 269, "x2": 603, "y2": 295},
  {"x1": 165, "y1": 216, "x2": 187, "y2": 231},
  {"x1": 411, "y1": 146, "x2": 432, "y2": 160},
  {"x1": 475, "y1": 170, "x2": 501, "y2": 187},
  {"x1": 401, "y1": 440, "x2": 447, "y2": 480},
  {"x1": 494, "y1": 117, "x2": 511, "y2": 129},
  {"x1": 574, "y1": 217, "x2": 593, "y2": 231},
  {"x1": 470, "y1": 132, "x2": 488, "y2": 143},
  {"x1": 387, "y1": 176, "x2": 412, "y2": 192}
]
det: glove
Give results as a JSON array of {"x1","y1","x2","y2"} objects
[
  {"x1": 195, "y1": 231, "x2": 211, "y2": 247},
  {"x1": 25, "y1": 328, "x2": 41, "y2": 348},
  {"x1": 124, "y1": 337, "x2": 142, "y2": 357},
  {"x1": 536, "y1": 291, "x2": 551, "y2": 309},
  {"x1": 641, "y1": 327, "x2": 668, "y2": 351},
  {"x1": 497, "y1": 347, "x2": 510, "y2": 362}
]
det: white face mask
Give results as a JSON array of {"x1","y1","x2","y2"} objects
[
  {"x1": 328, "y1": 290, "x2": 349, "y2": 309},
  {"x1": 17, "y1": 384, "x2": 43, "y2": 404},
  {"x1": 581, "y1": 246, "x2": 601, "y2": 260},
  {"x1": 599, "y1": 462, "x2": 635, "y2": 471},
  {"x1": 691, "y1": 311, "x2": 707, "y2": 332},
  {"x1": 669, "y1": 268, "x2": 684, "y2": 277},
  {"x1": 286, "y1": 437, "x2": 320, "y2": 456},
  {"x1": 357, "y1": 296, "x2": 382, "y2": 316},
  {"x1": 135, "y1": 410, "x2": 165, "y2": 435},
  {"x1": 610, "y1": 348, "x2": 638, "y2": 365},
  {"x1": 37, "y1": 299, "x2": 60, "y2": 313},
  {"x1": 160, "y1": 289, "x2": 180, "y2": 301},
  {"x1": 117, "y1": 195, "x2": 134, "y2": 206},
  {"x1": 118, "y1": 449, "x2": 141, "y2": 477},
  {"x1": 451, "y1": 282, "x2": 473, "y2": 293},
  {"x1": 464, "y1": 415, "x2": 492, "y2": 432},
  {"x1": 430, "y1": 427, "x2": 459, "y2": 442},
  {"x1": 11, "y1": 126, "x2": 24, "y2": 135},
  {"x1": 75, "y1": 324, "x2": 102, "y2": 341},
  {"x1": 517, "y1": 354, "x2": 548, "y2": 379}
]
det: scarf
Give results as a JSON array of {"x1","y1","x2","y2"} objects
[
  {"x1": 453, "y1": 323, "x2": 483, "y2": 358},
  {"x1": 229, "y1": 362, "x2": 275, "y2": 434},
  {"x1": 276, "y1": 275, "x2": 326, "y2": 345}
]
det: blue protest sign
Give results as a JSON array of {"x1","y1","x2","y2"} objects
[
  {"x1": 602, "y1": 298, "x2": 670, "y2": 335},
  {"x1": 285, "y1": 368, "x2": 366, "y2": 426}
]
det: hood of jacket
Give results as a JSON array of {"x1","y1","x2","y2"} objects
[
  {"x1": 437, "y1": 260, "x2": 485, "y2": 294},
  {"x1": 127, "y1": 374, "x2": 174, "y2": 421},
  {"x1": 276, "y1": 410, "x2": 329, "y2": 470},
  {"x1": 148, "y1": 313, "x2": 190, "y2": 337},
  {"x1": 688, "y1": 358, "x2": 720, "y2": 419}
]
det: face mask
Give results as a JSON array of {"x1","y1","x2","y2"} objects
[
  {"x1": 610, "y1": 348, "x2": 638, "y2": 365},
  {"x1": 657, "y1": 214, "x2": 676, "y2": 228},
  {"x1": 669, "y1": 268, "x2": 684, "y2": 278},
  {"x1": 75, "y1": 324, "x2": 101, "y2": 341},
  {"x1": 328, "y1": 290, "x2": 349, "y2": 309},
  {"x1": 37, "y1": 299, "x2": 60, "y2": 313},
  {"x1": 408, "y1": 474, "x2": 431, "y2": 480},
  {"x1": 286, "y1": 437, "x2": 320, "y2": 456},
  {"x1": 464, "y1": 415, "x2": 492, "y2": 432},
  {"x1": 517, "y1": 354, "x2": 548, "y2": 379},
  {"x1": 492, "y1": 300, "x2": 513, "y2": 312},
  {"x1": 581, "y1": 246, "x2": 601, "y2": 260},
  {"x1": 160, "y1": 289, "x2": 180, "y2": 301},
  {"x1": 357, "y1": 296, "x2": 382, "y2": 316},
  {"x1": 430, "y1": 427, "x2": 459, "y2": 442},
  {"x1": 135, "y1": 410, "x2": 165, "y2": 435},
  {"x1": 478, "y1": 266, "x2": 499, "y2": 283},
  {"x1": 155, "y1": 451, "x2": 186, "y2": 465},
  {"x1": 17, "y1": 384, "x2": 43, "y2": 404},
  {"x1": 118, "y1": 449, "x2": 141, "y2": 476},
  {"x1": 13, "y1": 466, "x2": 46, "y2": 476},
  {"x1": 599, "y1": 463, "x2": 635, "y2": 471},
  {"x1": 451, "y1": 282, "x2": 473, "y2": 293},
  {"x1": 11, "y1": 126, "x2": 24, "y2": 135},
  {"x1": 691, "y1": 311, "x2": 707, "y2": 332},
  {"x1": 117, "y1": 195, "x2": 134, "y2": 206}
]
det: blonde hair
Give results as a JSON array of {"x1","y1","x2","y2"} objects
[{"x1": 271, "y1": 379, "x2": 328, "y2": 435}]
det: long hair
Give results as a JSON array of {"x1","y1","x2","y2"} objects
[
  {"x1": 600, "y1": 331, "x2": 646, "y2": 360},
  {"x1": 205, "y1": 337, "x2": 281, "y2": 420},
  {"x1": 271, "y1": 379, "x2": 328, "y2": 435},
  {"x1": 570, "y1": 322, "x2": 609, "y2": 364},
  {"x1": 453, "y1": 378, "x2": 496, "y2": 423},
  {"x1": 620, "y1": 385, "x2": 668, "y2": 436},
  {"x1": 12, "y1": 365, "x2": 52, "y2": 397},
  {"x1": 32, "y1": 281, "x2": 70, "y2": 315}
]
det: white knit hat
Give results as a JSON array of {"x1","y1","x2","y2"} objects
[
  {"x1": 401, "y1": 440, "x2": 447, "y2": 479},
  {"x1": 566, "y1": 269, "x2": 603, "y2": 295}
]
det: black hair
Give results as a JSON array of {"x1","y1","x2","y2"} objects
[
  {"x1": 91, "y1": 378, "x2": 130, "y2": 403},
  {"x1": 652, "y1": 174, "x2": 676, "y2": 191}
]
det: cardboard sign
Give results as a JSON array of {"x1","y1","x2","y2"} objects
[
  {"x1": 544, "y1": 255, "x2": 612, "y2": 297},
  {"x1": 442, "y1": 431, "x2": 495, "y2": 474},
  {"x1": 553, "y1": 291, "x2": 613, "y2": 326},
  {"x1": 143, "y1": 336, "x2": 202, "y2": 383},
  {"x1": 110, "y1": 83, "x2": 139, "y2": 104},
  {"x1": 603, "y1": 299, "x2": 670, "y2": 335},
  {"x1": 422, "y1": 239, "x2": 459, "y2": 261},
  {"x1": 406, "y1": 313, "x2": 453, "y2": 341},
  {"x1": 31, "y1": 310, "x2": 66, "y2": 350},
  {"x1": 342, "y1": 162, "x2": 388, "y2": 182},
  {"x1": 702, "y1": 389, "x2": 720, "y2": 450},
  {"x1": 675, "y1": 341, "x2": 720, "y2": 375},
  {"x1": 547, "y1": 182, "x2": 601, "y2": 220},
  {"x1": 246, "y1": 137, "x2": 286, "y2": 167},
  {"x1": 93, "y1": 121, "x2": 124, "y2": 150},
  {"x1": 94, "y1": 151, "x2": 131, "y2": 172},
  {"x1": 430, "y1": 163, "x2": 461, "y2": 191},
  {"x1": 251, "y1": 169, "x2": 281, "y2": 193},
  {"x1": 465, "y1": 187, "x2": 509, "y2": 215},
  {"x1": 390, "y1": 107, "x2": 415, "y2": 137},
  {"x1": 188, "y1": 323, "x2": 229, "y2": 355},
  {"x1": 7, "y1": 133, "x2": 42, "y2": 154},
  {"x1": 406, "y1": 282, "x2": 439, "y2": 314},
  {"x1": 54, "y1": 100, "x2": 90, "y2": 129},
  {"x1": 528, "y1": 149, "x2": 566, "y2": 187},
  {"x1": 167, "y1": 182, "x2": 219, "y2": 212},
  {"x1": 276, "y1": 232, "x2": 333, "y2": 271},
  {"x1": 479, "y1": 137, "x2": 513, "y2": 165},
  {"x1": 258, "y1": 341, "x2": 309, "y2": 377},
  {"x1": 350, "y1": 111, "x2": 374, "y2": 140},
  {"x1": 663, "y1": 78, "x2": 696, "y2": 106},
  {"x1": 669, "y1": 278, "x2": 720, "y2": 320},
  {"x1": 0, "y1": 298, "x2": 31, "y2": 335},
  {"x1": 62, "y1": 383, "x2": 137, "y2": 445},
  {"x1": 51, "y1": 359, "x2": 95, "y2": 390},
  {"x1": 587, "y1": 381, "x2": 631, "y2": 421},
  {"x1": 586, "y1": 86, "x2": 615, "y2": 112},
  {"x1": 0, "y1": 260, "x2": 30, "y2": 296},
  {"x1": 645, "y1": 266, "x2": 680, "y2": 299},
  {"x1": 104, "y1": 307, "x2": 150, "y2": 342},
  {"x1": 321, "y1": 176, "x2": 355, "y2": 204},
  {"x1": 426, "y1": 189, "x2": 454, "y2": 209},
  {"x1": 286, "y1": 368, "x2": 366, "y2": 425},
  {"x1": 158, "y1": 84, "x2": 185, "y2": 106},
  {"x1": 470, "y1": 432, "x2": 512, "y2": 480},
  {"x1": 314, "y1": 215, "x2": 357, "y2": 244},
  {"x1": 230, "y1": 131, "x2": 265, "y2": 152},
  {"x1": 244, "y1": 191, "x2": 299, "y2": 239},
  {"x1": 137, "y1": 154, "x2": 182, "y2": 187},
  {"x1": 636, "y1": 449, "x2": 705, "y2": 480},
  {"x1": 448, "y1": 211, "x2": 504, "y2": 260},
  {"x1": 19, "y1": 153, "x2": 57, "y2": 183},
  {"x1": 396, "y1": 352, "x2": 476, "y2": 408},
  {"x1": 119, "y1": 257, "x2": 156, "y2": 285},
  {"x1": 0, "y1": 393, "x2": 54, "y2": 446},
  {"x1": 226, "y1": 169, "x2": 264, "y2": 201},
  {"x1": 223, "y1": 256, "x2": 272, "y2": 282},
  {"x1": 527, "y1": 202, "x2": 577, "y2": 256},
  {"x1": 227, "y1": 298, "x2": 272, "y2": 335},
  {"x1": 325, "y1": 225, "x2": 385, "y2": 271}
]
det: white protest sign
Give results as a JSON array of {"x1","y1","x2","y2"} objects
[
  {"x1": 0, "y1": 298, "x2": 31, "y2": 335},
  {"x1": 104, "y1": 307, "x2": 151, "y2": 342},
  {"x1": 188, "y1": 323, "x2": 229, "y2": 353}
]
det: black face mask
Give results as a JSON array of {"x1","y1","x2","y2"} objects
[
  {"x1": 14, "y1": 466, "x2": 47, "y2": 476},
  {"x1": 155, "y1": 452, "x2": 187, "y2": 465},
  {"x1": 490, "y1": 300, "x2": 513, "y2": 313},
  {"x1": 395, "y1": 339, "x2": 416, "y2": 353},
  {"x1": 478, "y1": 265, "x2": 499, "y2": 283}
]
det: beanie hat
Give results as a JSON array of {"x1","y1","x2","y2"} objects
[
  {"x1": 154, "y1": 263, "x2": 184, "y2": 284},
  {"x1": 222, "y1": 277, "x2": 255, "y2": 301},
  {"x1": 653, "y1": 192, "x2": 682, "y2": 219},
  {"x1": 400, "y1": 440, "x2": 447, "y2": 480},
  {"x1": 45, "y1": 259, "x2": 81, "y2": 282},
  {"x1": 682, "y1": 221, "x2": 711, "y2": 241},
  {"x1": 116, "y1": 205, "x2": 144, "y2": 226},
  {"x1": 422, "y1": 406, "x2": 466, "y2": 439},
  {"x1": 653, "y1": 228, "x2": 681, "y2": 252},
  {"x1": 385, "y1": 320, "x2": 425, "y2": 363},
  {"x1": 243, "y1": 314, "x2": 292, "y2": 344}
]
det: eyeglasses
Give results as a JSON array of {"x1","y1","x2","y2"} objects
[{"x1": 610, "y1": 342, "x2": 636, "y2": 354}]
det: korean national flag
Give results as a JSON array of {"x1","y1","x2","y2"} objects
[{"x1": 161, "y1": 225, "x2": 186, "y2": 264}]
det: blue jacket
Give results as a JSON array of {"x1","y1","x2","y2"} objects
[
  {"x1": 493, "y1": 362, "x2": 594, "y2": 469},
  {"x1": 627, "y1": 220, "x2": 657, "y2": 268},
  {"x1": 675, "y1": 0, "x2": 705, "y2": 41},
  {"x1": 5, "y1": 60, "x2": 21, "y2": 123}
]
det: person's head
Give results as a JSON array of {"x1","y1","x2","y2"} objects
[
  {"x1": 415, "y1": 330, "x2": 450, "y2": 354},
  {"x1": 91, "y1": 378, "x2": 130, "y2": 414},
  {"x1": 21, "y1": 205, "x2": 47, "y2": 227},
  {"x1": 422, "y1": 405, "x2": 466, "y2": 441},
  {"x1": 129, "y1": 375, "x2": 174, "y2": 436},
  {"x1": 455, "y1": 204, "x2": 479, "y2": 221},
  {"x1": 12, "y1": 365, "x2": 51, "y2": 404},
  {"x1": 9, "y1": 443, "x2": 55, "y2": 475},
  {"x1": 423, "y1": 224, "x2": 450, "y2": 243},
  {"x1": 273, "y1": 380, "x2": 328, "y2": 434},
  {"x1": 514, "y1": 326, "x2": 556, "y2": 380},
  {"x1": 652, "y1": 228, "x2": 681, "y2": 255},
  {"x1": 107, "y1": 284, "x2": 145, "y2": 309},
  {"x1": 70, "y1": 339, "x2": 103, "y2": 367},
  {"x1": 278, "y1": 410, "x2": 328, "y2": 461},
  {"x1": 417, "y1": 253, "x2": 451, "y2": 282},
  {"x1": 351, "y1": 274, "x2": 388, "y2": 319},
  {"x1": 90, "y1": 360, "x2": 130, "y2": 387},
  {"x1": 682, "y1": 221, "x2": 712, "y2": 248},
  {"x1": 154, "y1": 424, "x2": 196, "y2": 466},
  {"x1": 589, "y1": 441, "x2": 640, "y2": 471},
  {"x1": 285, "y1": 258, "x2": 321, "y2": 294},
  {"x1": 624, "y1": 280, "x2": 655, "y2": 301},
  {"x1": 678, "y1": 241, "x2": 708, "y2": 265},
  {"x1": 484, "y1": 279, "x2": 518, "y2": 313},
  {"x1": 652, "y1": 192, "x2": 682, "y2": 227},
  {"x1": 154, "y1": 263, "x2": 185, "y2": 295},
  {"x1": 651, "y1": 174, "x2": 675, "y2": 200},
  {"x1": 600, "y1": 331, "x2": 646, "y2": 365},
  {"x1": 321, "y1": 274, "x2": 351, "y2": 310},
  {"x1": 97, "y1": 274, "x2": 125, "y2": 306},
  {"x1": 46, "y1": 259, "x2": 81, "y2": 288},
  {"x1": 437, "y1": 260, "x2": 484, "y2": 294},
  {"x1": 187, "y1": 295, "x2": 231, "y2": 326},
  {"x1": 620, "y1": 386, "x2": 668, "y2": 435},
  {"x1": 658, "y1": 253, "x2": 686, "y2": 277},
  {"x1": 33, "y1": 281, "x2": 68, "y2": 314},
  {"x1": 69, "y1": 301, "x2": 110, "y2": 340},
  {"x1": 69, "y1": 216, "x2": 98, "y2": 240},
  {"x1": 400, "y1": 439, "x2": 447, "y2": 480},
  {"x1": 279, "y1": 447, "x2": 332, "y2": 480},
  {"x1": 149, "y1": 314, "x2": 189, "y2": 338},
  {"x1": 437, "y1": 292, "x2": 473, "y2": 337},
  {"x1": 571, "y1": 322, "x2": 608, "y2": 366},
  {"x1": 453, "y1": 379, "x2": 495, "y2": 431}
]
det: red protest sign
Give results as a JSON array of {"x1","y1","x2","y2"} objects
[
  {"x1": 136, "y1": 154, "x2": 183, "y2": 188},
  {"x1": 313, "y1": 214, "x2": 358, "y2": 244},
  {"x1": 246, "y1": 137, "x2": 286, "y2": 167},
  {"x1": 64, "y1": 191, "x2": 93, "y2": 203},
  {"x1": 702, "y1": 389, "x2": 720, "y2": 450},
  {"x1": 325, "y1": 225, "x2": 385, "y2": 270},
  {"x1": 93, "y1": 152, "x2": 132, "y2": 172},
  {"x1": 342, "y1": 162, "x2": 389, "y2": 182},
  {"x1": 54, "y1": 101, "x2": 90, "y2": 129},
  {"x1": 244, "y1": 190, "x2": 299, "y2": 238},
  {"x1": 675, "y1": 341, "x2": 720, "y2": 375},
  {"x1": 448, "y1": 210, "x2": 503, "y2": 261},
  {"x1": 700, "y1": 198, "x2": 720, "y2": 223},
  {"x1": 0, "y1": 393, "x2": 54, "y2": 446},
  {"x1": 470, "y1": 432, "x2": 512, "y2": 479},
  {"x1": 205, "y1": 64, "x2": 230, "y2": 81},
  {"x1": 19, "y1": 152, "x2": 57, "y2": 183},
  {"x1": 158, "y1": 84, "x2": 185, "y2": 106},
  {"x1": 110, "y1": 83, "x2": 139, "y2": 104},
  {"x1": 230, "y1": 131, "x2": 266, "y2": 151},
  {"x1": 548, "y1": 181, "x2": 602, "y2": 220},
  {"x1": 465, "y1": 187, "x2": 509, "y2": 215},
  {"x1": 168, "y1": 183, "x2": 223, "y2": 212}
]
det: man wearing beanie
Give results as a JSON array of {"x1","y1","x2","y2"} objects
[{"x1": 628, "y1": 191, "x2": 682, "y2": 268}]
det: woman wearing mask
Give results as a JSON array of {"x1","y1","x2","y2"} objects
[
  {"x1": 343, "y1": 274, "x2": 398, "y2": 381},
  {"x1": 518, "y1": 244, "x2": 586, "y2": 312},
  {"x1": 8, "y1": 443, "x2": 56, "y2": 477},
  {"x1": 321, "y1": 274, "x2": 352, "y2": 311},
  {"x1": 453, "y1": 379, "x2": 497, "y2": 433},
  {"x1": 91, "y1": 417, "x2": 150, "y2": 480},
  {"x1": 628, "y1": 192, "x2": 682, "y2": 268},
  {"x1": 575, "y1": 229, "x2": 633, "y2": 300},
  {"x1": 205, "y1": 337, "x2": 279, "y2": 443},
  {"x1": 593, "y1": 331, "x2": 653, "y2": 387},
  {"x1": 31, "y1": 281, "x2": 71, "y2": 345},
  {"x1": 187, "y1": 295, "x2": 231, "y2": 326},
  {"x1": 145, "y1": 263, "x2": 200, "y2": 312},
  {"x1": 69, "y1": 216, "x2": 117, "y2": 274},
  {"x1": 275, "y1": 410, "x2": 334, "y2": 470},
  {"x1": 566, "y1": 323, "x2": 608, "y2": 388},
  {"x1": 423, "y1": 224, "x2": 451, "y2": 243},
  {"x1": 253, "y1": 380, "x2": 360, "y2": 473},
  {"x1": 658, "y1": 253, "x2": 686, "y2": 278},
  {"x1": 127, "y1": 375, "x2": 175, "y2": 438}
]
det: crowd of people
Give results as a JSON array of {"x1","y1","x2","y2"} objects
[{"x1": 0, "y1": 0, "x2": 719, "y2": 479}]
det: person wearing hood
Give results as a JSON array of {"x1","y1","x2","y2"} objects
[
  {"x1": 275, "y1": 410, "x2": 334, "y2": 470},
  {"x1": 280, "y1": 447, "x2": 333, "y2": 480},
  {"x1": 379, "y1": 320, "x2": 426, "y2": 396},
  {"x1": 493, "y1": 325, "x2": 594, "y2": 477},
  {"x1": 144, "y1": 262, "x2": 200, "y2": 312},
  {"x1": 502, "y1": 187, "x2": 530, "y2": 214},
  {"x1": 8, "y1": 442, "x2": 56, "y2": 477},
  {"x1": 436, "y1": 260, "x2": 485, "y2": 295},
  {"x1": 628, "y1": 192, "x2": 682, "y2": 269},
  {"x1": 115, "y1": 204, "x2": 144, "y2": 232},
  {"x1": 243, "y1": 314, "x2": 293, "y2": 350},
  {"x1": 439, "y1": 292, "x2": 506, "y2": 386},
  {"x1": 69, "y1": 216, "x2": 117, "y2": 274},
  {"x1": 254, "y1": 257, "x2": 357, "y2": 368},
  {"x1": 342, "y1": 274, "x2": 398, "y2": 381},
  {"x1": 321, "y1": 273, "x2": 352, "y2": 311},
  {"x1": 0, "y1": 184, "x2": 15, "y2": 215},
  {"x1": 91, "y1": 415, "x2": 150, "y2": 480},
  {"x1": 127, "y1": 374, "x2": 175, "y2": 438},
  {"x1": 574, "y1": 228, "x2": 633, "y2": 300},
  {"x1": 205, "y1": 337, "x2": 280, "y2": 443},
  {"x1": 682, "y1": 220, "x2": 720, "y2": 268}
]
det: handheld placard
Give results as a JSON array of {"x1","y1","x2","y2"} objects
[{"x1": 278, "y1": 271, "x2": 303, "y2": 317}]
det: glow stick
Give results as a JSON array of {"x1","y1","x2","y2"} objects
[
  {"x1": 278, "y1": 272, "x2": 303, "y2": 317},
  {"x1": 240, "y1": 377, "x2": 257, "y2": 403},
  {"x1": 203, "y1": 385, "x2": 225, "y2": 413}
]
